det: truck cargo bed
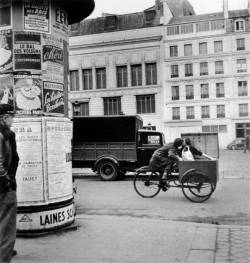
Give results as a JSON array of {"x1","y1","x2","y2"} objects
[{"x1": 73, "y1": 142, "x2": 137, "y2": 161}]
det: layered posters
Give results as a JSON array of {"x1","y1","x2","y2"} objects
[
  {"x1": 14, "y1": 75, "x2": 42, "y2": 114},
  {"x1": 0, "y1": 74, "x2": 14, "y2": 106},
  {"x1": 0, "y1": 0, "x2": 11, "y2": 28},
  {"x1": 14, "y1": 120, "x2": 44, "y2": 203},
  {"x1": 0, "y1": 30, "x2": 12, "y2": 72},
  {"x1": 46, "y1": 120, "x2": 72, "y2": 200},
  {"x1": 14, "y1": 31, "x2": 41, "y2": 72},
  {"x1": 53, "y1": 7, "x2": 68, "y2": 36},
  {"x1": 42, "y1": 34, "x2": 64, "y2": 83},
  {"x1": 24, "y1": 0, "x2": 50, "y2": 33},
  {"x1": 43, "y1": 82, "x2": 64, "y2": 114}
]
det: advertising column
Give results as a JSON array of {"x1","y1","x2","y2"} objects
[{"x1": 0, "y1": 0, "x2": 94, "y2": 233}]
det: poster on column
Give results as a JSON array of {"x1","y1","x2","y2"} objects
[
  {"x1": 0, "y1": 74, "x2": 14, "y2": 106},
  {"x1": 13, "y1": 120, "x2": 45, "y2": 204},
  {"x1": 52, "y1": 7, "x2": 68, "y2": 37},
  {"x1": 24, "y1": 0, "x2": 50, "y2": 33},
  {"x1": 42, "y1": 34, "x2": 64, "y2": 83},
  {"x1": 14, "y1": 75, "x2": 43, "y2": 115},
  {"x1": 0, "y1": 0, "x2": 11, "y2": 29},
  {"x1": 13, "y1": 31, "x2": 41, "y2": 72},
  {"x1": 43, "y1": 82, "x2": 64, "y2": 115},
  {"x1": 46, "y1": 120, "x2": 72, "y2": 200},
  {"x1": 0, "y1": 29, "x2": 12, "y2": 72}
]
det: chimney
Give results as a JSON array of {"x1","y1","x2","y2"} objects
[{"x1": 223, "y1": 0, "x2": 228, "y2": 19}]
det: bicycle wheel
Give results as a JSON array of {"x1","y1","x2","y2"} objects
[
  {"x1": 133, "y1": 172, "x2": 161, "y2": 198},
  {"x1": 181, "y1": 172, "x2": 213, "y2": 203}
]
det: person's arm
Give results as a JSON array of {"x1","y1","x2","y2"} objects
[
  {"x1": 202, "y1": 153, "x2": 216, "y2": 160},
  {"x1": 0, "y1": 133, "x2": 7, "y2": 176},
  {"x1": 190, "y1": 146, "x2": 216, "y2": 160},
  {"x1": 168, "y1": 148, "x2": 183, "y2": 161}
]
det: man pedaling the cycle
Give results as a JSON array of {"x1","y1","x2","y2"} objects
[{"x1": 149, "y1": 138, "x2": 215, "y2": 180}]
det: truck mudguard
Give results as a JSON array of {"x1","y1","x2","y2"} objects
[{"x1": 93, "y1": 156, "x2": 120, "y2": 171}]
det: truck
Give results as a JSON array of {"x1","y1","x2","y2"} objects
[{"x1": 72, "y1": 115, "x2": 164, "y2": 180}]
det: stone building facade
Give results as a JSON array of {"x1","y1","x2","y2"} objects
[{"x1": 68, "y1": 0, "x2": 250, "y2": 148}]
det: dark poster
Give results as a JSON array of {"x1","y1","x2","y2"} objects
[
  {"x1": 14, "y1": 31, "x2": 42, "y2": 72},
  {"x1": 43, "y1": 82, "x2": 64, "y2": 115},
  {"x1": 0, "y1": 0, "x2": 11, "y2": 28}
]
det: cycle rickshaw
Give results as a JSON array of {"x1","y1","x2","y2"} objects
[{"x1": 133, "y1": 133, "x2": 219, "y2": 203}]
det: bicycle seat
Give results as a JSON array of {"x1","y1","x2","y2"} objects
[{"x1": 136, "y1": 166, "x2": 151, "y2": 173}]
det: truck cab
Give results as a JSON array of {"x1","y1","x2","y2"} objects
[{"x1": 137, "y1": 130, "x2": 164, "y2": 166}]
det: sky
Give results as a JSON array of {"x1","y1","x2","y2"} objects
[{"x1": 88, "y1": 0, "x2": 249, "y2": 18}]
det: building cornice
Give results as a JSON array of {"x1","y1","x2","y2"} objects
[{"x1": 70, "y1": 36, "x2": 162, "y2": 51}]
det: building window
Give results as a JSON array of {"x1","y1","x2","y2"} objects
[
  {"x1": 216, "y1": 83, "x2": 225, "y2": 98},
  {"x1": 201, "y1": 105, "x2": 210, "y2": 118},
  {"x1": 217, "y1": 105, "x2": 225, "y2": 118},
  {"x1": 103, "y1": 97, "x2": 121, "y2": 115},
  {"x1": 214, "y1": 40, "x2": 223, "y2": 53},
  {"x1": 186, "y1": 106, "x2": 194, "y2": 119},
  {"x1": 136, "y1": 94, "x2": 155, "y2": 114},
  {"x1": 116, "y1": 65, "x2": 128, "y2": 87},
  {"x1": 167, "y1": 25, "x2": 179, "y2": 35},
  {"x1": 184, "y1": 44, "x2": 192, "y2": 56},
  {"x1": 96, "y1": 68, "x2": 106, "y2": 89},
  {"x1": 238, "y1": 81, "x2": 248, "y2": 96},
  {"x1": 185, "y1": 63, "x2": 193, "y2": 77},
  {"x1": 201, "y1": 84, "x2": 209, "y2": 98},
  {"x1": 202, "y1": 125, "x2": 227, "y2": 133},
  {"x1": 131, "y1": 64, "x2": 142, "y2": 86},
  {"x1": 69, "y1": 70, "x2": 79, "y2": 91},
  {"x1": 181, "y1": 24, "x2": 193, "y2": 34},
  {"x1": 171, "y1": 86, "x2": 179, "y2": 100},
  {"x1": 145, "y1": 63, "x2": 157, "y2": 85},
  {"x1": 211, "y1": 20, "x2": 224, "y2": 30},
  {"x1": 235, "y1": 19, "x2": 245, "y2": 32},
  {"x1": 196, "y1": 22, "x2": 210, "y2": 32},
  {"x1": 186, "y1": 85, "x2": 194, "y2": 100},
  {"x1": 172, "y1": 107, "x2": 180, "y2": 120},
  {"x1": 170, "y1": 45, "x2": 178, "y2": 57},
  {"x1": 82, "y1": 69, "x2": 93, "y2": 90},
  {"x1": 236, "y1": 38, "x2": 245, "y2": 51},
  {"x1": 199, "y1": 42, "x2": 207, "y2": 55},
  {"x1": 239, "y1": 103, "x2": 249, "y2": 117},
  {"x1": 170, "y1": 64, "x2": 179, "y2": 78},
  {"x1": 237, "y1": 59, "x2": 247, "y2": 73},
  {"x1": 73, "y1": 102, "x2": 89, "y2": 116},
  {"x1": 200, "y1": 62, "x2": 208, "y2": 76},
  {"x1": 215, "y1": 61, "x2": 224, "y2": 74},
  {"x1": 236, "y1": 123, "x2": 250, "y2": 138}
]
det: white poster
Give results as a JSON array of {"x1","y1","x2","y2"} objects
[
  {"x1": 24, "y1": 0, "x2": 50, "y2": 33},
  {"x1": 46, "y1": 120, "x2": 72, "y2": 200},
  {"x1": 13, "y1": 121, "x2": 45, "y2": 203}
]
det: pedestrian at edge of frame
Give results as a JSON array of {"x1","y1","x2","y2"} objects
[
  {"x1": 243, "y1": 135, "x2": 250, "y2": 153},
  {"x1": 0, "y1": 104, "x2": 19, "y2": 263}
]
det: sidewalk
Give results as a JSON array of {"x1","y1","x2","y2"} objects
[{"x1": 12, "y1": 215, "x2": 250, "y2": 263}]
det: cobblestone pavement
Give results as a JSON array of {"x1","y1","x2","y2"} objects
[{"x1": 215, "y1": 226, "x2": 250, "y2": 263}]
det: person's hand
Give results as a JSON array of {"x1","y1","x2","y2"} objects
[{"x1": 209, "y1": 157, "x2": 216, "y2": 161}]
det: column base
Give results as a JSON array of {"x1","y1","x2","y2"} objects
[{"x1": 17, "y1": 198, "x2": 75, "y2": 234}]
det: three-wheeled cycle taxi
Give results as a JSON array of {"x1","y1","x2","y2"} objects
[{"x1": 133, "y1": 133, "x2": 219, "y2": 203}]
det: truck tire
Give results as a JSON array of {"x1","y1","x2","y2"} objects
[{"x1": 97, "y1": 161, "x2": 118, "y2": 181}]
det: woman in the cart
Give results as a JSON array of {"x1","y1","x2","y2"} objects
[{"x1": 149, "y1": 138, "x2": 215, "y2": 180}]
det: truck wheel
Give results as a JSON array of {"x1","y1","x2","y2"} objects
[{"x1": 97, "y1": 161, "x2": 118, "y2": 181}]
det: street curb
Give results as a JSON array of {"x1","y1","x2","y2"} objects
[{"x1": 186, "y1": 226, "x2": 217, "y2": 263}]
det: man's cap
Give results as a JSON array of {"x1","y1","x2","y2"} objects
[
  {"x1": 174, "y1": 138, "x2": 183, "y2": 148},
  {"x1": 0, "y1": 104, "x2": 14, "y2": 115}
]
